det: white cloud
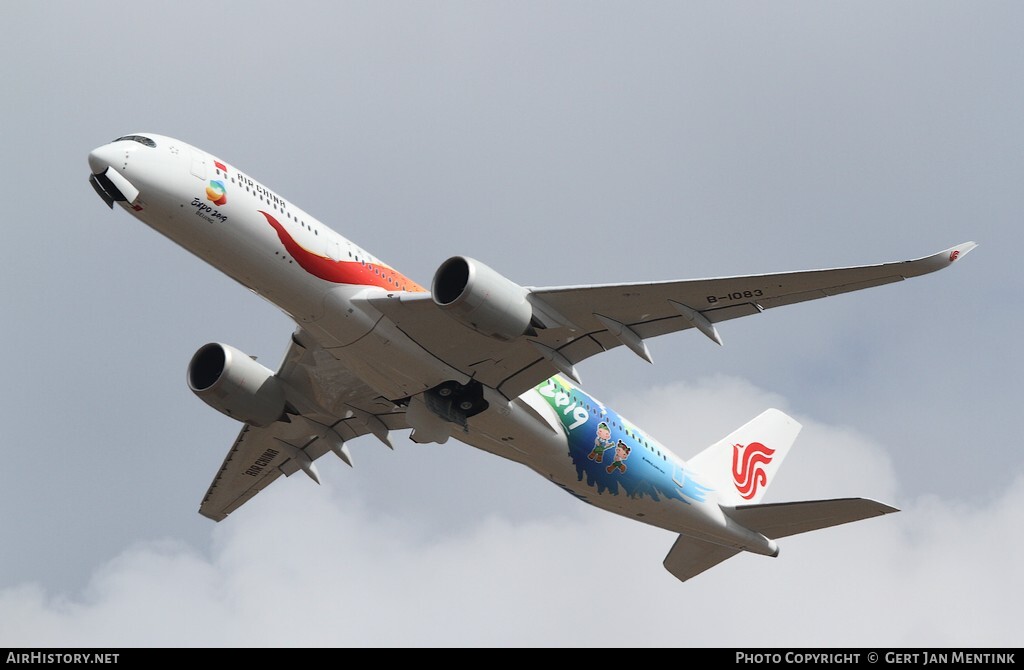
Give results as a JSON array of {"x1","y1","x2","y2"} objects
[{"x1": 0, "y1": 376, "x2": 1017, "y2": 647}]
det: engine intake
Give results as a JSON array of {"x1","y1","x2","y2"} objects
[
  {"x1": 187, "y1": 343, "x2": 287, "y2": 427},
  {"x1": 432, "y1": 256, "x2": 533, "y2": 341}
]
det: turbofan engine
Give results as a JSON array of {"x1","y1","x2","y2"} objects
[
  {"x1": 187, "y1": 343, "x2": 287, "y2": 427},
  {"x1": 431, "y1": 256, "x2": 534, "y2": 341}
]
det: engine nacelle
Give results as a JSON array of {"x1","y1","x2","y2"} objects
[
  {"x1": 187, "y1": 343, "x2": 287, "y2": 427},
  {"x1": 431, "y1": 256, "x2": 533, "y2": 341}
]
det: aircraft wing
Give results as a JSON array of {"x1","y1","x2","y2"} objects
[
  {"x1": 199, "y1": 334, "x2": 407, "y2": 521},
  {"x1": 369, "y1": 241, "x2": 976, "y2": 400}
]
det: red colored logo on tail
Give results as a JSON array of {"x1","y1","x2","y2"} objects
[
  {"x1": 949, "y1": 250, "x2": 960, "y2": 262},
  {"x1": 732, "y1": 442, "x2": 776, "y2": 500}
]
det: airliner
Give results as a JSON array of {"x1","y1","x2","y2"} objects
[{"x1": 88, "y1": 133, "x2": 975, "y2": 582}]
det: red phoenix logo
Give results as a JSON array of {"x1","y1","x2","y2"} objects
[
  {"x1": 949, "y1": 250, "x2": 960, "y2": 262},
  {"x1": 732, "y1": 442, "x2": 776, "y2": 500}
]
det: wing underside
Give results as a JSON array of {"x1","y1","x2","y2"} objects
[
  {"x1": 371, "y1": 242, "x2": 977, "y2": 400},
  {"x1": 198, "y1": 334, "x2": 407, "y2": 521}
]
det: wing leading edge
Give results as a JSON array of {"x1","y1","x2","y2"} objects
[{"x1": 370, "y1": 242, "x2": 977, "y2": 399}]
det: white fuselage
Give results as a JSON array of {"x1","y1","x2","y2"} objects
[{"x1": 88, "y1": 134, "x2": 778, "y2": 557}]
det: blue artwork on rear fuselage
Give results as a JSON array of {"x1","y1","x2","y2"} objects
[{"x1": 535, "y1": 376, "x2": 712, "y2": 504}]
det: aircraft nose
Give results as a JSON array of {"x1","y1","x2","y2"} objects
[
  {"x1": 88, "y1": 142, "x2": 140, "y2": 209},
  {"x1": 88, "y1": 143, "x2": 123, "y2": 175}
]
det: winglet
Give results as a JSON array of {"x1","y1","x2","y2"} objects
[{"x1": 905, "y1": 241, "x2": 977, "y2": 277}]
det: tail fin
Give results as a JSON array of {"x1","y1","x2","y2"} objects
[{"x1": 688, "y1": 408, "x2": 801, "y2": 505}]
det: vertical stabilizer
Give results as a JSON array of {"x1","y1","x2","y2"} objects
[{"x1": 688, "y1": 408, "x2": 801, "y2": 506}]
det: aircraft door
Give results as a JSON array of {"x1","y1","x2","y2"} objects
[
  {"x1": 190, "y1": 151, "x2": 207, "y2": 179},
  {"x1": 672, "y1": 464, "x2": 686, "y2": 488}
]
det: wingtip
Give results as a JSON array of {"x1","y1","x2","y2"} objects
[
  {"x1": 860, "y1": 497, "x2": 900, "y2": 515},
  {"x1": 909, "y1": 241, "x2": 978, "y2": 276},
  {"x1": 948, "y1": 241, "x2": 978, "y2": 260},
  {"x1": 199, "y1": 508, "x2": 227, "y2": 522},
  {"x1": 933, "y1": 241, "x2": 977, "y2": 271}
]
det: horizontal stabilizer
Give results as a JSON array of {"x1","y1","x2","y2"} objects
[
  {"x1": 724, "y1": 497, "x2": 899, "y2": 539},
  {"x1": 663, "y1": 535, "x2": 741, "y2": 583}
]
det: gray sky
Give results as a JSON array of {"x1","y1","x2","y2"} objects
[{"x1": 0, "y1": 1, "x2": 1019, "y2": 647}]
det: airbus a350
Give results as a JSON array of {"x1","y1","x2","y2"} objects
[{"x1": 88, "y1": 133, "x2": 975, "y2": 582}]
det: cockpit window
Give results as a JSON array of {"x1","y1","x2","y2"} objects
[{"x1": 113, "y1": 135, "x2": 156, "y2": 148}]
